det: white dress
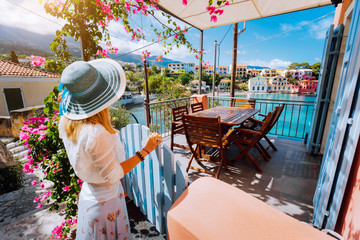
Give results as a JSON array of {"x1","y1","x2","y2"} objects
[{"x1": 59, "y1": 117, "x2": 133, "y2": 240}]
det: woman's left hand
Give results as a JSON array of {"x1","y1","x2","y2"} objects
[{"x1": 143, "y1": 132, "x2": 162, "y2": 154}]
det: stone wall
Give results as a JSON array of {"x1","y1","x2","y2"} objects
[
  {"x1": 0, "y1": 117, "x2": 12, "y2": 137},
  {"x1": 0, "y1": 105, "x2": 44, "y2": 138}
]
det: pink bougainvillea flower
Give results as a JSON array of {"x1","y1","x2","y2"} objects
[
  {"x1": 225, "y1": 1, "x2": 230, "y2": 5},
  {"x1": 63, "y1": 185, "x2": 70, "y2": 191},
  {"x1": 36, "y1": 203, "x2": 43, "y2": 209},
  {"x1": 132, "y1": 9, "x2": 137, "y2": 14},
  {"x1": 99, "y1": 20, "x2": 105, "y2": 27},
  {"x1": 77, "y1": 178, "x2": 83, "y2": 183},
  {"x1": 174, "y1": 34, "x2": 178, "y2": 39},
  {"x1": 34, "y1": 196, "x2": 40, "y2": 202},
  {"x1": 210, "y1": 15, "x2": 217, "y2": 22},
  {"x1": 114, "y1": 0, "x2": 120, "y2": 3},
  {"x1": 124, "y1": 2, "x2": 130, "y2": 11},
  {"x1": 40, "y1": 183, "x2": 45, "y2": 189},
  {"x1": 31, "y1": 180, "x2": 37, "y2": 186},
  {"x1": 176, "y1": 26, "x2": 181, "y2": 30},
  {"x1": 182, "y1": 0, "x2": 187, "y2": 6}
]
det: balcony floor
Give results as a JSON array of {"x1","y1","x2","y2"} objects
[{"x1": 163, "y1": 134, "x2": 322, "y2": 223}]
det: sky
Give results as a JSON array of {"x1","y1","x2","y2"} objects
[{"x1": 0, "y1": 0, "x2": 336, "y2": 69}]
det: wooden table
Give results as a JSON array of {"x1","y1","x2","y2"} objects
[{"x1": 190, "y1": 106, "x2": 259, "y2": 126}]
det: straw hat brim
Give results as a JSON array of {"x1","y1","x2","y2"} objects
[{"x1": 61, "y1": 59, "x2": 126, "y2": 120}]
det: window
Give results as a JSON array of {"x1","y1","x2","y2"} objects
[
  {"x1": 262, "y1": 86, "x2": 264, "y2": 91},
  {"x1": 253, "y1": 87, "x2": 255, "y2": 90}
]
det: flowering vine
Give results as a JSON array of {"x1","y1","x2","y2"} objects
[{"x1": 20, "y1": 88, "x2": 81, "y2": 239}]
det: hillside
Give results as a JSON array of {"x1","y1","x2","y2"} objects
[{"x1": 0, "y1": 24, "x2": 180, "y2": 67}]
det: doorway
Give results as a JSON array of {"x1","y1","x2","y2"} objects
[{"x1": 2, "y1": 87, "x2": 25, "y2": 115}]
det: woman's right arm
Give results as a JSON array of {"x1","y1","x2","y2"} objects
[{"x1": 120, "y1": 132, "x2": 162, "y2": 175}]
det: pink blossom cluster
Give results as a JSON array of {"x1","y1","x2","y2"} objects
[
  {"x1": 51, "y1": 218, "x2": 77, "y2": 239},
  {"x1": 194, "y1": 48, "x2": 205, "y2": 59},
  {"x1": 154, "y1": 55, "x2": 164, "y2": 63},
  {"x1": 31, "y1": 55, "x2": 46, "y2": 66},
  {"x1": 33, "y1": 190, "x2": 52, "y2": 209},
  {"x1": 141, "y1": 50, "x2": 151, "y2": 61},
  {"x1": 182, "y1": 0, "x2": 229, "y2": 22},
  {"x1": 95, "y1": 45, "x2": 119, "y2": 58}
]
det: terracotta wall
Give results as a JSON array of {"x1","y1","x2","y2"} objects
[{"x1": 335, "y1": 137, "x2": 360, "y2": 240}]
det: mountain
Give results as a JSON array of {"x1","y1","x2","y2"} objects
[
  {"x1": 110, "y1": 53, "x2": 180, "y2": 68},
  {"x1": 247, "y1": 65, "x2": 270, "y2": 69},
  {"x1": 0, "y1": 24, "x2": 81, "y2": 57},
  {"x1": 0, "y1": 24, "x2": 179, "y2": 67}
]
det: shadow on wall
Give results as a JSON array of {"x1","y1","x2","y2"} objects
[{"x1": 0, "y1": 105, "x2": 44, "y2": 138}]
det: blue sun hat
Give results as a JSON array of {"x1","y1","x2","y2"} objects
[{"x1": 59, "y1": 59, "x2": 126, "y2": 120}]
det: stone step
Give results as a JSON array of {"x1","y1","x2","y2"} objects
[
  {"x1": 0, "y1": 137, "x2": 15, "y2": 144},
  {"x1": 9, "y1": 145, "x2": 27, "y2": 154},
  {"x1": 13, "y1": 149, "x2": 28, "y2": 161},
  {"x1": 6, "y1": 141, "x2": 23, "y2": 149}
]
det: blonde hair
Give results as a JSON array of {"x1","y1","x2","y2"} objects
[{"x1": 63, "y1": 108, "x2": 117, "y2": 143}]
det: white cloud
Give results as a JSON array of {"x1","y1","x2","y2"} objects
[
  {"x1": 254, "y1": 33, "x2": 267, "y2": 41},
  {"x1": 239, "y1": 58, "x2": 291, "y2": 69},
  {"x1": 280, "y1": 23, "x2": 294, "y2": 31},
  {"x1": 237, "y1": 50, "x2": 246, "y2": 55},
  {"x1": 308, "y1": 16, "x2": 333, "y2": 39},
  {"x1": 0, "y1": 0, "x2": 64, "y2": 35},
  {"x1": 315, "y1": 57, "x2": 321, "y2": 62}
]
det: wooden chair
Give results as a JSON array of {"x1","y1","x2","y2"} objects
[
  {"x1": 171, "y1": 105, "x2": 189, "y2": 151},
  {"x1": 190, "y1": 102, "x2": 204, "y2": 113},
  {"x1": 231, "y1": 109, "x2": 277, "y2": 172},
  {"x1": 245, "y1": 104, "x2": 285, "y2": 152},
  {"x1": 233, "y1": 99, "x2": 256, "y2": 108},
  {"x1": 182, "y1": 114, "x2": 234, "y2": 179}
]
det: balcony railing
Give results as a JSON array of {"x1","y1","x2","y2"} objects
[
  {"x1": 208, "y1": 96, "x2": 315, "y2": 139},
  {"x1": 148, "y1": 96, "x2": 315, "y2": 139},
  {"x1": 149, "y1": 97, "x2": 194, "y2": 136}
]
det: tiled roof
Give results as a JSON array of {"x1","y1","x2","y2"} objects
[{"x1": 0, "y1": 60, "x2": 59, "y2": 78}]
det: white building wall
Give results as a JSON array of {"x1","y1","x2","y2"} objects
[{"x1": 248, "y1": 77, "x2": 267, "y2": 93}]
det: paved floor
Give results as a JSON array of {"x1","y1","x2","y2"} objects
[
  {"x1": 165, "y1": 134, "x2": 322, "y2": 223},
  {"x1": 0, "y1": 134, "x2": 321, "y2": 239}
]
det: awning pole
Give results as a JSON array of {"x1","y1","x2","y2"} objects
[
  {"x1": 230, "y1": 23, "x2": 238, "y2": 100},
  {"x1": 143, "y1": 59, "x2": 150, "y2": 127},
  {"x1": 199, "y1": 30, "x2": 203, "y2": 94},
  {"x1": 212, "y1": 40, "x2": 217, "y2": 106}
]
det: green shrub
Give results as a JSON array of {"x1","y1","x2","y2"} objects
[
  {"x1": 109, "y1": 103, "x2": 131, "y2": 130},
  {"x1": 0, "y1": 163, "x2": 24, "y2": 195}
]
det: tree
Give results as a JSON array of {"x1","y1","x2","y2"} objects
[
  {"x1": 10, "y1": 51, "x2": 19, "y2": 64},
  {"x1": 289, "y1": 78, "x2": 297, "y2": 84},
  {"x1": 148, "y1": 75, "x2": 164, "y2": 94},
  {"x1": 151, "y1": 64, "x2": 160, "y2": 74},
  {"x1": 163, "y1": 68, "x2": 171, "y2": 77},
  {"x1": 285, "y1": 72, "x2": 292, "y2": 79},
  {"x1": 288, "y1": 62, "x2": 310, "y2": 69},
  {"x1": 311, "y1": 62, "x2": 321, "y2": 79},
  {"x1": 42, "y1": 0, "x2": 198, "y2": 68},
  {"x1": 123, "y1": 63, "x2": 134, "y2": 72},
  {"x1": 178, "y1": 73, "x2": 193, "y2": 85}
]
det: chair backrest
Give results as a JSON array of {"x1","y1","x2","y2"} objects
[
  {"x1": 182, "y1": 114, "x2": 222, "y2": 149},
  {"x1": 191, "y1": 102, "x2": 204, "y2": 113},
  {"x1": 172, "y1": 105, "x2": 189, "y2": 122},
  {"x1": 233, "y1": 99, "x2": 256, "y2": 108},
  {"x1": 268, "y1": 104, "x2": 285, "y2": 130}
]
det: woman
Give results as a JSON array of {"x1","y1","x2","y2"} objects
[{"x1": 58, "y1": 59, "x2": 162, "y2": 240}]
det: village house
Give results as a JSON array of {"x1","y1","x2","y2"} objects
[
  {"x1": 0, "y1": 60, "x2": 59, "y2": 116},
  {"x1": 268, "y1": 75, "x2": 292, "y2": 92},
  {"x1": 248, "y1": 76, "x2": 267, "y2": 93}
]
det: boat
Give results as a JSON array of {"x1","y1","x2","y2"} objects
[{"x1": 118, "y1": 92, "x2": 157, "y2": 105}]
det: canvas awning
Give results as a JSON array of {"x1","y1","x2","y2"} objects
[{"x1": 157, "y1": 0, "x2": 333, "y2": 30}]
